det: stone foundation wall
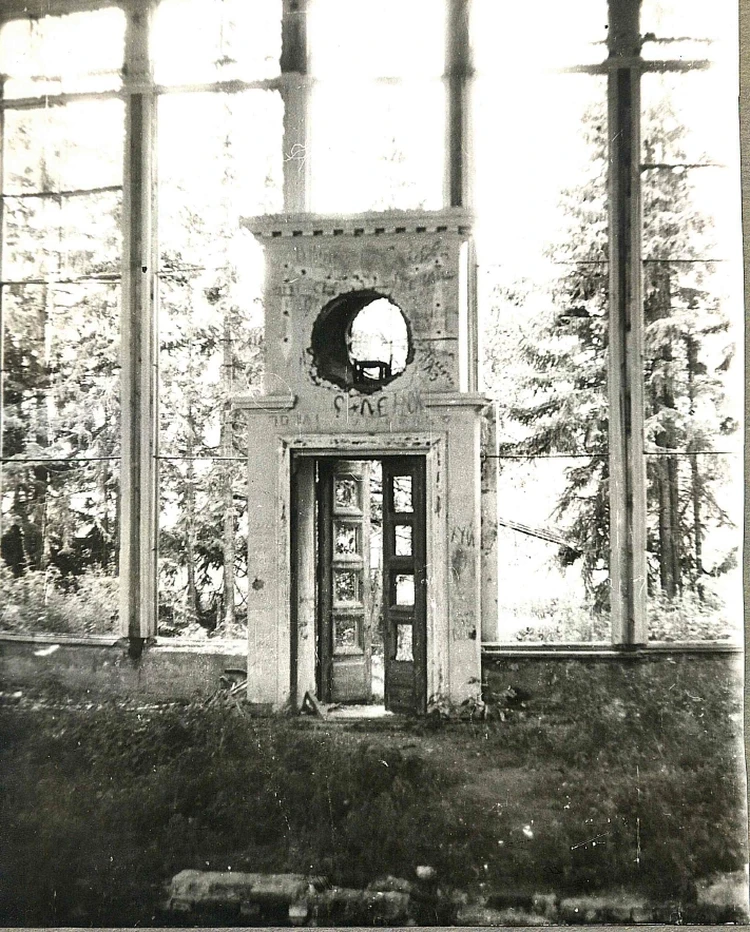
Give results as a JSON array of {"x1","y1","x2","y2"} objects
[
  {"x1": 0, "y1": 635, "x2": 246, "y2": 701},
  {"x1": 482, "y1": 648, "x2": 744, "y2": 713},
  {"x1": 0, "y1": 635, "x2": 742, "y2": 714}
]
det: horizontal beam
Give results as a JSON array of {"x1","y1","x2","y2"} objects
[
  {"x1": 0, "y1": 276, "x2": 121, "y2": 286},
  {"x1": 241, "y1": 207, "x2": 472, "y2": 238},
  {"x1": 482, "y1": 643, "x2": 743, "y2": 656},
  {"x1": 559, "y1": 58, "x2": 712, "y2": 74},
  {"x1": 0, "y1": 0, "x2": 128, "y2": 24},
  {"x1": 3, "y1": 186, "x2": 122, "y2": 199},
  {"x1": 1, "y1": 90, "x2": 123, "y2": 110}
]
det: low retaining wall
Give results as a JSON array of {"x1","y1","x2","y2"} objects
[
  {"x1": 0, "y1": 634, "x2": 743, "y2": 708},
  {"x1": 481, "y1": 645, "x2": 744, "y2": 715},
  {"x1": 0, "y1": 634, "x2": 246, "y2": 701}
]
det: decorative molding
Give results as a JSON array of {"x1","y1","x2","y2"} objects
[
  {"x1": 422, "y1": 391, "x2": 491, "y2": 409},
  {"x1": 232, "y1": 393, "x2": 297, "y2": 412},
  {"x1": 280, "y1": 433, "x2": 445, "y2": 453},
  {"x1": 240, "y1": 208, "x2": 473, "y2": 240}
]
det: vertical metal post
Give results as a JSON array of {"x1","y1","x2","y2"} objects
[
  {"x1": 0, "y1": 78, "x2": 5, "y2": 546},
  {"x1": 281, "y1": 0, "x2": 308, "y2": 212},
  {"x1": 445, "y1": 0, "x2": 472, "y2": 208},
  {"x1": 742, "y1": 0, "x2": 750, "y2": 725},
  {"x1": 120, "y1": 0, "x2": 157, "y2": 649},
  {"x1": 607, "y1": 0, "x2": 647, "y2": 645}
]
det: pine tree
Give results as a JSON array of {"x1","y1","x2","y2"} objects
[
  {"x1": 485, "y1": 100, "x2": 737, "y2": 626},
  {"x1": 1, "y1": 114, "x2": 121, "y2": 600},
  {"x1": 157, "y1": 93, "x2": 267, "y2": 638}
]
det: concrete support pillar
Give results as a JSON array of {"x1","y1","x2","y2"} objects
[
  {"x1": 480, "y1": 404, "x2": 499, "y2": 642},
  {"x1": 292, "y1": 456, "x2": 317, "y2": 707},
  {"x1": 281, "y1": 0, "x2": 309, "y2": 212},
  {"x1": 444, "y1": 406, "x2": 483, "y2": 701},
  {"x1": 607, "y1": 0, "x2": 647, "y2": 645},
  {"x1": 445, "y1": 0, "x2": 472, "y2": 209},
  {"x1": 120, "y1": 0, "x2": 157, "y2": 646}
]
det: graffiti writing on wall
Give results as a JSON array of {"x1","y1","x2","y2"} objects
[
  {"x1": 271, "y1": 412, "x2": 322, "y2": 429},
  {"x1": 420, "y1": 347, "x2": 455, "y2": 385},
  {"x1": 333, "y1": 390, "x2": 424, "y2": 421},
  {"x1": 450, "y1": 525, "x2": 476, "y2": 548}
]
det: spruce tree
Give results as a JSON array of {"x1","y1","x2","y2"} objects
[{"x1": 484, "y1": 100, "x2": 737, "y2": 627}]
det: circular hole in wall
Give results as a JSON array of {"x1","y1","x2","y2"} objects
[{"x1": 310, "y1": 291, "x2": 411, "y2": 393}]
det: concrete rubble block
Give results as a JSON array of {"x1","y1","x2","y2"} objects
[
  {"x1": 363, "y1": 888, "x2": 413, "y2": 923},
  {"x1": 313, "y1": 886, "x2": 412, "y2": 925},
  {"x1": 486, "y1": 891, "x2": 537, "y2": 911},
  {"x1": 629, "y1": 903, "x2": 654, "y2": 923},
  {"x1": 559, "y1": 893, "x2": 651, "y2": 923},
  {"x1": 312, "y1": 886, "x2": 360, "y2": 922},
  {"x1": 449, "y1": 888, "x2": 470, "y2": 906},
  {"x1": 367, "y1": 874, "x2": 414, "y2": 894},
  {"x1": 288, "y1": 900, "x2": 309, "y2": 925},
  {"x1": 531, "y1": 892, "x2": 558, "y2": 917},
  {"x1": 456, "y1": 903, "x2": 553, "y2": 926},
  {"x1": 696, "y1": 870, "x2": 750, "y2": 915},
  {"x1": 682, "y1": 901, "x2": 750, "y2": 925},
  {"x1": 165, "y1": 869, "x2": 311, "y2": 916}
]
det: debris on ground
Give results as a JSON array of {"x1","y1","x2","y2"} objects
[{"x1": 163, "y1": 869, "x2": 750, "y2": 926}]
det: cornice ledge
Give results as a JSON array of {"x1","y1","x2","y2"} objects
[
  {"x1": 240, "y1": 207, "x2": 473, "y2": 240},
  {"x1": 422, "y1": 392, "x2": 492, "y2": 409},
  {"x1": 232, "y1": 392, "x2": 297, "y2": 411}
]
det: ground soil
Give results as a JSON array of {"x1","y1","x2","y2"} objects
[{"x1": 0, "y1": 662, "x2": 747, "y2": 926}]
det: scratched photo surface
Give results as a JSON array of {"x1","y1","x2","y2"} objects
[{"x1": 0, "y1": 0, "x2": 747, "y2": 927}]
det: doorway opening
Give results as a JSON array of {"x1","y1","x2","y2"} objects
[{"x1": 292, "y1": 454, "x2": 427, "y2": 715}]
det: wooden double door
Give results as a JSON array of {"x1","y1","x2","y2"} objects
[{"x1": 317, "y1": 457, "x2": 427, "y2": 714}]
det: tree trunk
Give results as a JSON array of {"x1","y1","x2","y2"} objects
[
  {"x1": 220, "y1": 312, "x2": 236, "y2": 632},
  {"x1": 648, "y1": 266, "x2": 681, "y2": 599},
  {"x1": 97, "y1": 461, "x2": 110, "y2": 569},
  {"x1": 656, "y1": 455, "x2": 680, "y2": 598},
  {"x1": 690, "y1": 454, "x2": 703, "y2": 598},
  {"x1": 184, "y1": 453, "x2": 199, "y2": 629},
  {"x1": 685, "y1": 334, "x2": 703, "y2": 598}
]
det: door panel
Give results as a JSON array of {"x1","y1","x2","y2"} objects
[
  {"x1": 382, "y1": 457, "x2": 427, "y2": 714},
  {"x1": 318, "y1": 460, "x2": 372, "y2": 703}
]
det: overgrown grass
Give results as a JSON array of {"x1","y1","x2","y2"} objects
[
  {"x1": 0, "y1": 703, "x2": 478, "y2": 925},
  {"x1": 481, "y1": 658, "x2": 747, "y2": 895},
  {"x1": 0, "y1": 659, "x2": 746, "y2": 926},
  {"x1": 0, "y1": 565, "x2": 118, "y2": 636}
]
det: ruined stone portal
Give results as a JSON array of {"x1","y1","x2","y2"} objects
[{"x1": 234, "y1": 210, "x2": 494, "y2": 712}]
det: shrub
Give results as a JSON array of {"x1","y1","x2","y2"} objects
[
  {"x1": 648, "y1": 590, "x2": 738, "y2": 642},
  {"x1": 0, "y1": 563, "x2": 118, "y2": 635}
]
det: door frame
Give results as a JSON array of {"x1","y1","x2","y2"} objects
[{"x1": 288, "y1": 434, "x2": 446, "y2": 714}]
